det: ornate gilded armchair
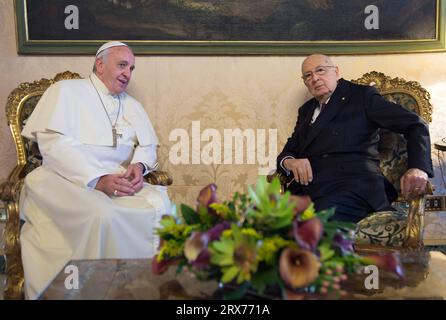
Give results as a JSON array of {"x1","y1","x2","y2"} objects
[
  {"x1": 269, "y1": 71, "x2": 433, "y2": 251},
  {"x1": 352, "y1": 72, "x2": 433, "y2": 251},
  {"x1": 0, "y1": 71, "x2": 172, "y2": 299}
]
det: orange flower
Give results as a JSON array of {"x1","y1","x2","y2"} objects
[{"x1": 279, "y1": 248, "x2": 321, "y2": 289}]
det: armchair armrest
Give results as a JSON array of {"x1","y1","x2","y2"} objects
[
  {"x1": 402, "y1": 181, "x2": 434, "y2": 248},
  {"x1": 356, "y1": 181, "x2": 434, "y2": 251},
  {"x1": 145, "y1": 170, "x2": 173, "y2": 186},
  {"x1": 266, "y1": 170, "x2": 293, "y2": 194}
]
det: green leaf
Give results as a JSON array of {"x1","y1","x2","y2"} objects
[
  {"x1": 198, "y1": 206, "x2": 217, "y2": 226},
  {"x1": 301, "y1": 203, "x2": 316, "y2": 220},
  {"x1": 248, "y1": 186, "x2": 260, "y2": 205},
  {"x1": 209, "y1": 203, "x2": 230, "y2": 217},
  {"x1": 212, "y1": 254, "x2": 234, "y2": 266},
  {"x1": 256, "y1": 176, "x2": 268, "y2": 196},
  {"x1": 212, "y1": 240, "x2": 234, "y2": 254},
  {"x1": 231, "y1": 224, "x2": 242, "y2": 242},
  {"x1": 221, "y1": 283, "x2": 249, "y2": 300},
  {"x1": 236, "y1": 270, "x2": 249, "y2": 284},
  {"x1": 250, "y1": 266, "x2": 280, "y2": 292},
  {"x1": 159, "y1": 217, "x2": 175, "y2": 228},
  {"x1": 269, "y1": 177, "x2": 281, "y2": 195},
  {"x1": 221, "y1": 266, "x2": 239, "y2": 283},
  {"x1": 180, "y1": 204, "x2": 201, "y2": 225},
  {"x1": 271, "y1": 214, "x2": 293, "y2": 230},
  {"x1": 317, "y1": 207, "x2": 336, "y2": 222},
  {"x1": 319, "y1": 242, "x2": 335, "y2": 262}
]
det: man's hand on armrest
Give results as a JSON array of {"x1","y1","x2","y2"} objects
[
  {"x1": 283, "y1": 158, "x2": 313, "y2": 186},
  {"x1": 400, "y1": 168, "x2": 429, "y2": 199}
]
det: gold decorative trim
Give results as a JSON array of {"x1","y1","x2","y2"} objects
[
  {"x1": 1, "y1": 177, "x2": 25, "y2": 299},
  {"x1": 266, "y1": 171, "x2": 292, "y2": 194},
  {"x1": 146, "y1": 170, "x2": 173, "y2": 186},
  {"x1": 15, "y1": 0, "x2": 446, "y2": 55},
  {"x1": 352, "y1": 71, "x2": 433, "y2": 123},
  {"x1": 5, "y1": 71, "x2": 81, "y2": 166},
  {"x1": 403, "y1": 196, "x2": 426, "y2": 249}
]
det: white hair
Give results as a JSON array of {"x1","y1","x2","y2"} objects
[{"x1": 92, "y1": 49, "x2": 110, "y2": 73}]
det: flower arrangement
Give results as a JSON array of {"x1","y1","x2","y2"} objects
[{"x1": 152, "y1": 177, "x2": 403, "y2": 299}]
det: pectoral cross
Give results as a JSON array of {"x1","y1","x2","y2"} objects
[{"x1": 112, "y1": 126, "x2": 123, "y2": 148}]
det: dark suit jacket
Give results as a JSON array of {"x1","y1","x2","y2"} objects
[{"x1": 277, "y1": 78, "x2": 433, "y2": 211}]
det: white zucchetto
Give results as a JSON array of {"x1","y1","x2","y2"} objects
[{"x1": 95, "y1": 41, "x2": 128, "y2": 57}]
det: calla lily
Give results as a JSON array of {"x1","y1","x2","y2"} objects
[
  {"x1": 292, "y1": 217, "x2": 324, "y2": 251},
  {"x1": 333, "y1": 233, "x2": 354, "y2": 254},
  {"x1": 184, "y1": 222, "x2": 231, "y2": 268},
  {"x1": 279, "y1": 248, "x2": 321, "y2": 289},
  {"x1": 151, "y1": 255, "x2": 179, "y2": 275},
  {"x1": 289, "y1": 195, "x2": 312, "y2": 216},
  {"x1": 184, "y1": 231, "x2": 210, "y2": 262},
  {"x1": 361, "y1": 253, "x2": 405, "y2": 279},
  {"x1": 193, "y1": 249, "x2": 212, "y2": 269},
  {"x1": 197, "y1": 183, "x2": 218, "y2": 210}
]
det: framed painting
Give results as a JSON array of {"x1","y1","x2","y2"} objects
[{"x1": 15, "y1": 0, "x2": 446, "y2": 55}]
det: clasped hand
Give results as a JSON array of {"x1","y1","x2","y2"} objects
[{"x1": 95, "y1": 163, "x2": 144, "y2": 197}]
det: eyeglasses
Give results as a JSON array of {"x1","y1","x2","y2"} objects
[{"x1": 301, "y1": 65, "x2": 336, "y2": 82}]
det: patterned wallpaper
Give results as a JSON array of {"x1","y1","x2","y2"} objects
[{"x1": 0, "y1": 0, "x2": 445, "y2": 243}]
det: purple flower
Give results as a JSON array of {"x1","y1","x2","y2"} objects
[
  {"x1": 292, "y1": 217, "x2": 324, "y2": 251},
  {"x1": 333, "y1": 233, "x2": 354, "y2": 254},
  {"x1": 207, "y1": 221, "x2": 231, "y2": 241}
]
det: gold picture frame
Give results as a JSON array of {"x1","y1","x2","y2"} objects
[{"x1": 15, "y1": 0, "x2": 446, "y2": 55}]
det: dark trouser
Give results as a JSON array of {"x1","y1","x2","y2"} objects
[
  {"x1": 286, "y1": 177, "x2": 395, "y2": 223},
  {"x1": 313, "y1": 191, "x2": 375, "y2": 223}
]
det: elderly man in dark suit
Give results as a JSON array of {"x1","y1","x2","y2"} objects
[{"x1": 277, "y1": 54, "x2": 433, "y2": 222}]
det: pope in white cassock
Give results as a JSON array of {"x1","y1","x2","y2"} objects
[{"x1": 20, "y1": 42, "x2": 171, "y2": 299}]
